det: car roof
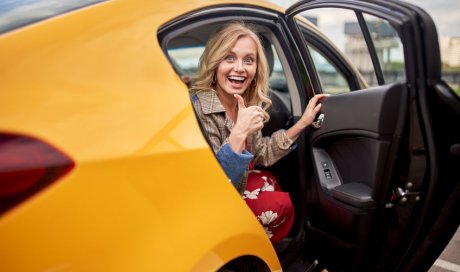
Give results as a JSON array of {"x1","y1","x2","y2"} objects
[{"x1": 0, "y1": 0, "x2": 285, "y2": 36}]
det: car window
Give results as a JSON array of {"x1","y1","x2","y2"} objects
[
  {"x1": 307, "y1": 43, "x2": 350, "y2": 94},
  {"x1": 167, "y1": 45, "x2": 204, "y2": 86},
  {"x1": 269, "y1": 44, "x2": 289, "y2": 93},
  {"x1": 162, "y1": 21, "x2": 299, "y2": 134},
  {"x1": 0, "y1": 0, "x2": 106, "y2": 34},
  {"x1": 167, "y1": 46, "x2": 204, "y2": 74},
  {"x1": 363, "y1": 13, "x2": 405, "y2": 84},
  {"x1": 299, "y1": 8, "x2": 406, "y2": 88}
]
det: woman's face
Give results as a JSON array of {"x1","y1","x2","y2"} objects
[{"x1": 215, "y1": 36, "x2": 257, "y2": 98}]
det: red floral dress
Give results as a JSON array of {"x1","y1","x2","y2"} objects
[{"x1": 242, "y1": 169, "x2": 294, "y2": 244}]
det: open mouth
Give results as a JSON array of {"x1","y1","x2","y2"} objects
[{"x1": 228, "y1": 75, "x2": 246, "y2": 84}]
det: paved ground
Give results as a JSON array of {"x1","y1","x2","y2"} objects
[{"x1": 429, "y1": 227, "x2": 460, "y2": 272}]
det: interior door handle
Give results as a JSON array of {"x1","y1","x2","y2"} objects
[{"x1": 312, "y1": 113, "x2": 324, "y2": 129}]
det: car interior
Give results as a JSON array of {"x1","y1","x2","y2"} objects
[
  {"x1": 158, "y1": 7, "x2": 444, "y2": 270},
  {"x1": 162, "y1": 21, "x2": 307, "y2": 266}
]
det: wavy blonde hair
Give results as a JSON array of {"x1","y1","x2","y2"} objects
[{"x1": 190, "y1": 22, "x2": 272, "y2": 121}]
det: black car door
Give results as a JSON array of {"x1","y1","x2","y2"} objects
[{"x1": 285, "y1": 0, "x2": 460, "y2": 271}]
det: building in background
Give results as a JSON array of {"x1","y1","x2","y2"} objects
[
  {"x1": 440, "y1": 37, "x2": 460, "y2": 68},
  {"x1": 343, "y1": 21, "x2": 400, "y2": 73}
]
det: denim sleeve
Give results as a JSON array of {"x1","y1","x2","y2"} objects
[{"x1": 216, "y1": 143, "x2": 254, "y2": 188}]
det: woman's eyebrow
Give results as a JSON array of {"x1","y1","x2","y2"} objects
[{"x1": 228, "y1": 49, "x2": 256, "y2": 55}]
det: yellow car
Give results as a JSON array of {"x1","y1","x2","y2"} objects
[{"x1": 1, "y1": 0, "x2": 459, "y2": 271}]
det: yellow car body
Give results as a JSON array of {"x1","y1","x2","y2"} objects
[
  {"x1": 2, "y1": 0, "x2": 459, "y2": 271},
  {"x1": 0, "y1": 0, "x2": 284, "y2": 271}
]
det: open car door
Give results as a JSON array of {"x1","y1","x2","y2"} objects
[{"x1": 285, "y1": 0, "x2": 460, "y2": 271}]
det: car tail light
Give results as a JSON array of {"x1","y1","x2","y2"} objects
[{"x1": 0, "y1": 133, "x2": 74, "y2": 215}]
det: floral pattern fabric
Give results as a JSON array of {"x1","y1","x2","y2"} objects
[{"x1": 243, "y1": 170, "x2": 294, "y2": 244}]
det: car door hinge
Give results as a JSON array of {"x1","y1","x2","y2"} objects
[{"x1": 385, "y1": 183, "x2": 421, "y2": 208}]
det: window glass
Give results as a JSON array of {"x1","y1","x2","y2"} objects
[
  {"x1": 269, "y1": 44, "x2": 289, "y2": 93},
  {"x1": 363, "y1": 13, "x2": 405, "y2": 84},
  {"x1": 167, "y1": 46, "x2": 204, "y2": 86},
  {"x1": 300, "y1": 8, "x2": 377, "y2": 86},
  {"x1": 299, "y1": 8, "x2": 406, "y2": 87},
  {"x1": 308, "y1": 44, "x2": 350, "y2": 94}
]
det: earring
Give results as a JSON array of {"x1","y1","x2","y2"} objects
[{"x1": 212, "y1": 74, "x2": 216, "y2": 84}]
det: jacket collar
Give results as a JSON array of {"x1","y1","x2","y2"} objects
[{"x1": 195, "y1": 90, "x2": 226, "y2": 115}]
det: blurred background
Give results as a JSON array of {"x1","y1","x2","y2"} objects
[{"x1": 268, "y1": 0, "x2": 460, "y2": 96}]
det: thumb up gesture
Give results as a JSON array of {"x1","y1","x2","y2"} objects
[{"x1": 233, "y1": 94, "x2": 265, "y2": 136}]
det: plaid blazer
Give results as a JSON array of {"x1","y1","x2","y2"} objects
[{"x1": 191, "y1": 90, "x2": 294, "y2": 193}]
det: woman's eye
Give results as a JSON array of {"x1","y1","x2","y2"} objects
[
  {"x1": 244, "y1": 57, "x2": 254, "y2": 64},
  {"x1": 225, "y1": 55, "x2": 235, "y2": 62}
]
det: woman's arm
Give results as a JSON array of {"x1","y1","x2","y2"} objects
[
  {"x1": 191, "y1": 94, "x2": 253, "y2": 188},
  {"x1": 250, "y1": 94, "x2": 329, "y2": 166},
  {"x1": 216, "y1": 144, "x2": 253, "y2": 187}
]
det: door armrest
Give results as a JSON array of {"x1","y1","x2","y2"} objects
[{"x1": 330, "y1": 182, "x2": 376, "y2": 209}]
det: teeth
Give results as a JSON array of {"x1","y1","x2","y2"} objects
[{"x1": 228, "y1": 76, "x2": 245, "y2": 81}]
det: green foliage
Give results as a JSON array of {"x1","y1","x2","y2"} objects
[
  {"x1": 453, "y1": 86, "x2": 460, "y2": 96},
  {"x1": 383, "y1": 61, "x2": 404, "y2": 71},
  {"x1": 442, "y1": 64, "x2": 460, "y2": 72}
]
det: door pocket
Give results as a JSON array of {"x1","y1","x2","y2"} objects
[{"x1": 312, "y1": 136, "x2": 390, "y2": 210}]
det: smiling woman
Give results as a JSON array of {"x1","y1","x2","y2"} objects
[
  {"x1": 189, "y1": 22, "x2": 297, "y2": 245},
  {"x1": 189, "y1": 22, "x2": 327, "y2": 245},
  {"x1": 0, "y1": 0, "x2": 106, "y2": 34}
]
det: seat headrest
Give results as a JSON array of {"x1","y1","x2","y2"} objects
[{"x1": 260, "y1": 35, "x2": 274, "y2": 76}]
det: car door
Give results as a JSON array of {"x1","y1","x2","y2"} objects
[{"x1": 284, "y1": 0, "x2": 460, "y2": 271}]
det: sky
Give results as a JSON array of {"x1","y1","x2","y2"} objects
[{"x1": 268, "y1": 0, "x2": 460, "y2": 38}]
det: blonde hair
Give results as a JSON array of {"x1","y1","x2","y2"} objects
[{"x1": 190, "y1": 22, "x2": 272, "y2": 121}]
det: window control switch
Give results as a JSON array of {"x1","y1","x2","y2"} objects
[{"x1": 324, "y1": 169, "x2": 332, "y2": 179}]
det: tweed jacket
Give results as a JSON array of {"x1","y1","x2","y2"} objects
[{"x1": 191, "y1": 90, "x2": 294, "y2": 194}]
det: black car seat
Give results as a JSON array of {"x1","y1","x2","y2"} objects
[{"x1": 260, "y1": 35, "x2": 293, "y2": 136}]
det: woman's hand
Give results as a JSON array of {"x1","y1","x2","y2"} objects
[
  {"x1": 228, "y1": 94, "x2": 265, "y2": 153},
  {"x1": 298, "y1": 94, "x2": 329, "y2": 129},
  {"x1": 234, "y1": 94, "x2": 265, "y2": 135},
  {"x1": 285, "y1": 93, "x2": 329, "y2": 141}
]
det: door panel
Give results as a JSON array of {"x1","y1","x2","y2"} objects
[
  {"x1": 310, "y1": 84, "x2": 403, "y2": 136},
  {"x1": 286, "y1": 0, "x2": 460, "y2": 271},
  {"x1": 310, "y1": 84, "x2": 404, "y2": 210},
  {"x1": 307, "y1": 83, "x2": 405, "y2": 270}
]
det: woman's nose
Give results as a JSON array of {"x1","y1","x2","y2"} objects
[{"x1": 233, "y1": 60, "x2": 244, "y2": 72}]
